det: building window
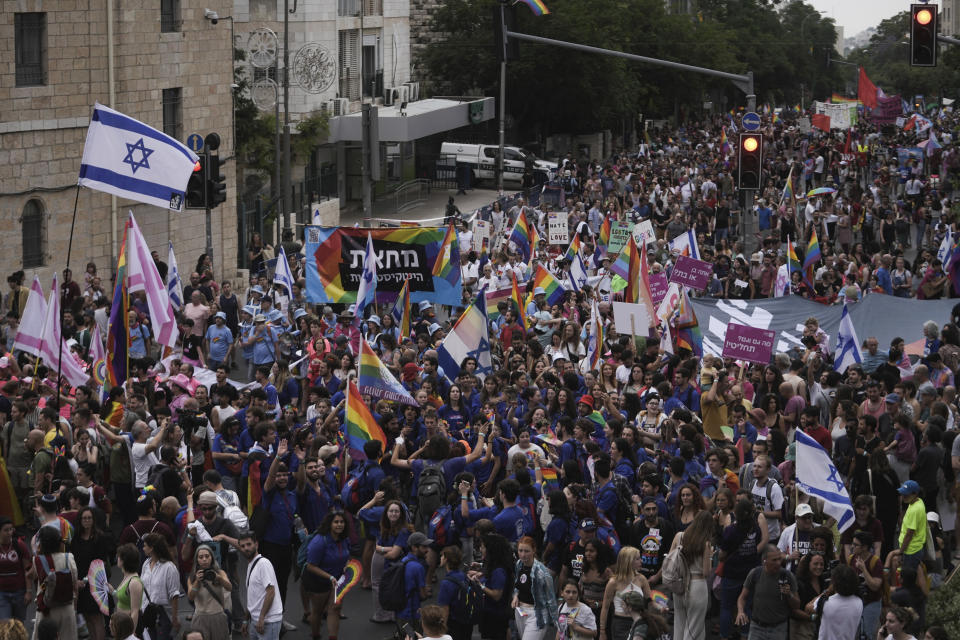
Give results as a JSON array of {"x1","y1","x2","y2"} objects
[
  {"x1": 162, "y1": 88, "x2": 183, "y2": 141},
  {"x1": 15, "y1": 13, "x2": 46, "y2": 87},
  {"x1": 339, "y1": 30, "x2": 360, "y2": 100},
  {"x1": 22, "y1": 200, "x2": 45, "y2": 268},
  {"x1": 161, "y1": 0, "x2": 181, "y2": 33}
]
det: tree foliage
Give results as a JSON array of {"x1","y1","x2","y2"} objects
[
  {"x1": 847, "y1": 11, "x2": 960, "y2": 101},
  {"x1": 418, "y1": 0, "x2": 840, "y2": 138}
]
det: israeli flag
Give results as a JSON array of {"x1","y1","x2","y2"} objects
[
  {"x1": 353, "y1": 233, "x2": 377, "y2": 321},
  {"x1": 937, "y1": 229, "x2": 953, "y2": 269},
  {"x1": 78, "y1": 103, "x2": 199, "y2": 211},
  {"x1": 795, "y1": 430, "x2": 855, "y2": 532},
  {"x1": 569, "y1": 251, "x2": 589, "y2": 292},
  {"x1": 833, "y1": 304, "x2": 862, "y2": 373},
  {"x1": 167, "y1": 242, "x2": 183, "y2": 311},
  {"x1": 273, "y1": 245, "x2": 296, "y2": 298}
]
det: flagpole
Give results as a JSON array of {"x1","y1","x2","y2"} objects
[{"x1": 54, "y1": 185, "x2": 82, "y2": 403}]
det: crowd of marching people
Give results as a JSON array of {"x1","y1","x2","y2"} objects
[{"x1": 4, "y1": 107, "x2": 960, "y2": 640}]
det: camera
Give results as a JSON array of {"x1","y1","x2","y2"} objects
[
  {"x1": 203, "y1": 569, "x2": 215, "y2": 581},
  {"x1": 204, "y1": 9, "x2": 219, "y2": 24},
  {"x1": 177, "y1": 408, "x2": 208, "y2": 436}
]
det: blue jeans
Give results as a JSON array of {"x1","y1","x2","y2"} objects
[
  {"x1": 0, "y1": 589, "x2": 26, "y2": 621},
  {"x1": 718, "y1": 576, "x2": 743, "y2": 639},
  {"x1": 250, "y1": 620, "x2": 282, "y2": 640},
  {"x1": 902, "y1": 549, "x2": 923, "y2": 572},
  {"x1": 862, "y1": 600, "x2": 882, "y2": 640},
  {"x1": 747, "y1": 620, "x2": 787, "y2": 640}
]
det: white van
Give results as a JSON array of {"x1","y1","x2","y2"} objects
[{"x1": 439, "y1": 142, "x2": 556, "y2": 185}]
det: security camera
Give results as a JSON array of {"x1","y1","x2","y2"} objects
[{"x1": 204, "y1": 8, "x2": 219, "y2": 24}]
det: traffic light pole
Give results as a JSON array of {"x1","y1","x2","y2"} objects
[{"x1": 204, "y1": 147, "x2": 213, "y2": 261}]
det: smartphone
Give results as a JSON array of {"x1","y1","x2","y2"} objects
[{"x1": 402, "y1": 623, "x2": 416, "y2": 639}]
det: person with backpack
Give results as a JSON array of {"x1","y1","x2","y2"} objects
[
  {"x1": 437, "y1": 545, "x2": 480, "y2": 640},
  {"x1": 33, "y1": 526, "x2": 78, "y2": 640},
  {"x1": 118, "y1": 493, "x2": 177, "y2": 557},
  {"x1": 746, "y1": 454, "x2": 784, "y2": 542},
  {"x1": 366, "y1": 496, "x2": 413, "y2": 624},
  {"x1": 666, "y1": 510, "x2": 713, "y2": 640},
  {"x1": 594, "y1": 455, "x2": 633, "y2": 542},
  {"x1": 734, "y1": 545, "x2": 799, "y2": 640},
  {"x1": 140, "y1": 533, "x2": 182, "y2": 640},
  {"x1": 341, "y1": 440, "x2": 386, "y2": 513},
  {"x1": 717, "y1": 499, "x2": 766, "y2": 640},
  {"x1": 383, "y1": 531, "x2": 431, "y2": 629},
  {"x1": 391, "y1": 431, "x2": 488, "y2": 530},
  {"x1": 303, "y1": 511, "x2": 351, "y2": 640}
]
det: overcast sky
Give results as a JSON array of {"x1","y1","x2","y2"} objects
[{"x1": 807, "y1": 0, "x2": 918, "y2": 37}]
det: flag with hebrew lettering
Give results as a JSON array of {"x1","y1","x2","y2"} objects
[{"x1": 304, "y1": 226, "x2": 463, "y2": 306}]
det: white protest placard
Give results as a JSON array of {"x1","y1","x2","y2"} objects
[
  {"x1": 473, "y1": 219, "x2": 490, "y2": 253},
  {"x1": 613, "y1": 302, "x2": 650, "y2": 335},
  {"x1": 632, "y1": 219, "x2": 656, "y2": 246},
  {"x1": 608, "y1": 222, "x2": 633, "y2": 256},
  {"x1": 798, "y1": 117, "x2": 811, "y2": 134},
  {"x1": 547, "y1": 212, "x2": 569, "y2": 246}
]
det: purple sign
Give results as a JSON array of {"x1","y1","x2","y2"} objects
[
  {"x1": 872, "y1": 94, "x2": 903, "y2": 125},
  {"x1": 722, "y1": 323, "x2": 776, "y2": 365},
  {"x1": 649, "y1": 272, "x2": 669, "y2": 306},
  {"x1": 669, "y1": 255, "x2": 713, "y2": 291}
]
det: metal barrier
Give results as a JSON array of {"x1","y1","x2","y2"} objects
[{"x1": 393, "y1": 179, "x2": 433, "y2": 214}]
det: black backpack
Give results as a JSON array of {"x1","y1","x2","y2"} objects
[
  {"x1": 443, "y1": 574, "x2": 482, "y2": 624},
  {"x1": 417, "y1": 460, "x2": 446, "y2": 524},
  {"x1": 379, "y1": 557, "x2": 412, "y2": 612}
]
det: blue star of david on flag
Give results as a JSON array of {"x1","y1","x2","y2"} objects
[
  {"x1": 794, "y1": 429, "x2": 855, "y2": 532},
  {"x1": 825, "y1": 465, "x2": 844, "y2": 492},
  {"x1": 122, "y1": 138, "x2": 154, "y2": 174}
]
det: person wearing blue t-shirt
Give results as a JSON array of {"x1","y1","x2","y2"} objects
[
  {"x1": 304, "y1": 511, "x2": 351, "y2": 640},
  {"x1": 437, "y1": 545, "x2": 474, "y2": 640},
  {"x1": 260, "y1": 439, "x2": 296, "y2": 610},
  {"x1": 204, "y1": 312, "x2": 234, "y2": 371},
  {"x1": 664, "y1": 368, "x2": 700, "y2": 414},
  {"x1": 461, "y1": 478, "x2": 532, "y2": 543},
  {"x1": 396, "y1": 531, "x2": 431, "y2": 624}
]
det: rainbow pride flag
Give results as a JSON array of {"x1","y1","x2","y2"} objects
[
  {"x1": 391, "y1": 277, "x2": 412, "y2": 340},
  {"x1": 772, "y1": 111, "x2": 780, "y2": 124},
  {"x1": 106, "y1": 227, "x2": 128, "y2": 387},
  {"x1": 564, "y1": 234, "x2": 581, "y2": 263},
  {"x1": 345, "y1": 380, "x2": 388, "y2": 460},
  {"x1": 509, "y1": 208, "x2": 535, "y2": 263},
  {"x1": 539, "y1": 466, "x2": 560, "y2": 491},
  {"x1": 803, "y1": 227, "x2": 821, "y2": 270},
  {"x1": 104, "y1": 400, "x2": 124, "y2": 429},
  {"x1": 599, "y1": 217, "x2": 611, "y2": 251},
  {"x1": 585, "y1": 410, "x2": 606, "y2": 432},
  {"x1": 516, "y1": 0, "x2": 550, "y2": 16},
  {"x1": 485, "y1": 286, "x2": 513, "y2": 323},
  {"x1": 787, "y1": 236, "x2": 802, "y2": 274},
  {"x1": 510, "y1": 272, "x2": 527, "y2": 329},
  {"x1": 674, "y1": 287, "x2": 703, "y2": 357},
  {"x1": 0, "y1": 453, "x2": 23, "y2": 525},
  {"x1": 720, "y1": 127, "x2": 730, "y2": 155},
  {"x1": 358, "y1": 338, "x2": 417, "y2": 405},
  {"x1": 532, "y1": 264, "x2": 566, "y2": 306},
  {"x1": 432, "y1": 224, "x2": 459, "y2": 286}
]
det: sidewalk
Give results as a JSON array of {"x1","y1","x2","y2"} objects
[{"x1": 338, "y1": 186, "x2": 501, "y2": 227}]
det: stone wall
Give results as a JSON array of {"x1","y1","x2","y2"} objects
[
  {"x1": 408, "y1": 0, "x2": 443, "y2": 83},
  {"x1": 0, "y1": 0, "x2": 237, "y2": 284}
]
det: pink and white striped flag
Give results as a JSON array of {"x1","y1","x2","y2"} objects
[
  {"x1": 40, "y1": 274, "x2": 91, "y2": 388},
  {"x1": 12, "y1": 276, "x2": 48, "y2": 356},
  {"x1": 125, "y1": 212, "x2": 178, "y2": 350}
]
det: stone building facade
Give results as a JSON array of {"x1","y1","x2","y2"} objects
[
  {"x1": 0, "y1": 0, "x2": 237, "y2": 288},
  {"x1": 408, "y1": 0, "x2": 442, "y2": 83}
]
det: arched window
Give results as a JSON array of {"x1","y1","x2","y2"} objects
[{"x1": 22, "y1": 199, "x2": 44, "y2": 268}]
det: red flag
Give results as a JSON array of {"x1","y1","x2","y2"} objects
[
  {"x1": 844, "y1": 129, "x2": 852, "y2": 154},
  {"x1": 811, "y1": 113, "x2": 831, "y2": 131},
  {"x1": 858, "y1": 67, "x2": 878, "y2": 109}
]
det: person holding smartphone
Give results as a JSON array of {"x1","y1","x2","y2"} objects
[{"x1": 878, "y1": 607, "x2": 917, "y2": 640}]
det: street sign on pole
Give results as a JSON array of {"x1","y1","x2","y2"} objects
[
  {"x1": 186, "y1": 133, "x2": 204, "y2": 153},
  {"x1": 741, "y1": 112, "x2": 761, "y2": 131}
]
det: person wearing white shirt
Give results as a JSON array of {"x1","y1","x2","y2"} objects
[
  {"x1": 807, "y1": 564, "x2": 863, "y2": 640},
  {"x1": 240, "y1": 533, "x2": 284, "y2": 640},
  {"x1": 477, "y1": 264, "x2": 499, "y2": 293}
]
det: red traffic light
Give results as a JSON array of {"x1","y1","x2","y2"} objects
[
  {"x1": 916, "y1": 8, "x2": 932, "y2": 24},
  {"x1": 742, "y1": 136, "x2": 759, "y2": 153}
]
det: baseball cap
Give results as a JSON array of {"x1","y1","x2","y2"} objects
[
  {"x1": 795, "y1": 503, "x2": 814, "y2": 518},
  {"x1": 897, "y1": 479, "x2": 921, "y2": 496},
  {"x1": 408, "y1": 532, "x2": 433, "y2": 547},
  {"x1": 198, "y1": 491, "x2": 219, "y2": 506},
  {"x1": 884, "y1": 393, "x2": 901, "y2": 404}
]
